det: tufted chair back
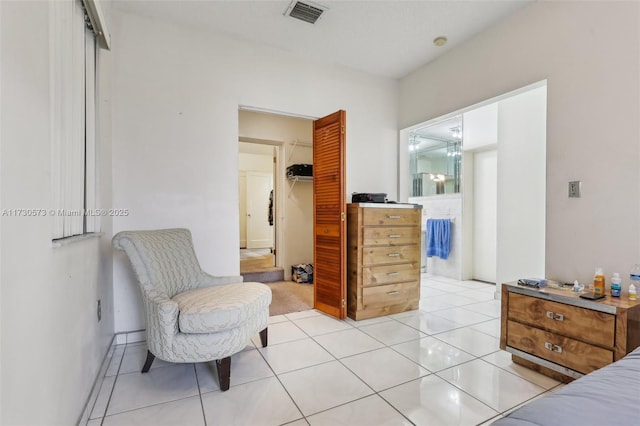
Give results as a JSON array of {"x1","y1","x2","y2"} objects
[{"x1": 112, "y1": 228, "x2": 204, "y2": 298}]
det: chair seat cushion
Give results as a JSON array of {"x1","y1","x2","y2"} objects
[{"x1": 172, "y1": 282, "x2": 272, "y2": 334}]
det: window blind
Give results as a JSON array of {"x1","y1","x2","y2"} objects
[{"x1": 50, "y1": 0, "x2": 97, "y2": 239}]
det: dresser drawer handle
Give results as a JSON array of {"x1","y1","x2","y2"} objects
[
  {"x1": 387, "y1": 291, "x2": 400, "y2": 295},
  {"x1": 544, "y1": 342, "x2": 563, "y2": 353},
  {"x1": 387, "y1": 253, "x2": 401, "y2": 257},
  {"x1": 387, "y1": 215, "x2": 401, "y2": 219},
  {"x1": 388, "y1": 234, "x2": 401, "y2": 238},
  {"x1": 546, "y1": 311, "x2": 564, "y2": 321},
  {"x1": 387, "y1": 272, "x2": 400, "y2": 276}
]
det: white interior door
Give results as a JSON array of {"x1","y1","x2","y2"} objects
[
  {"x1": 246, "y1": 171, "x2": 274, "y2": 249},
  {"x1": 472, "y1": 149, "x2": 497, "y2": 283}
]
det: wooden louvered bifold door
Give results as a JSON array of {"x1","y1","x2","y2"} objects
[{"x1": 313, "y1": 110, "x2": 347, "y2": 319}]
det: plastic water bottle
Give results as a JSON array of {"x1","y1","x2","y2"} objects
[
  {"x1": 610, "y1": 273, "x2": 622, "y2": 297},
  {"x1": 630, "y1": 265, "x2": 640, "y2": 301}
]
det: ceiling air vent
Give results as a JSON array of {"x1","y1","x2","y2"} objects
[{"x1": 285, "y1": 1, "x2": 326, "y2": 24}]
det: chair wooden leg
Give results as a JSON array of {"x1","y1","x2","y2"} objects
[
  {"x1": 259, "y1": 327, "x2": 268, "y2": 347},
  {"x1": 141, "y1": 350, "x2": 155, "y2": 373},
  {"x1": 216, "y1": 357, "x2": 231, "y2": 391}
]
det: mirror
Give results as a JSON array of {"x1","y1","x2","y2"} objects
[{"x1": 409, "y1": 116, "x2": 462, "y2": 197}]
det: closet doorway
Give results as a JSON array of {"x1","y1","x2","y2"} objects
[
  {"x1": 238, "y1": 108, "x2": 347, "y2": 319},
  {"x1": 238, "y1": 107, "x2": 313, "y2": 292}
]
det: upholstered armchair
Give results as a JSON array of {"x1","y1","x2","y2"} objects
[{"x1": 112, "y1": 228, "x2": 272, "y2": 391}]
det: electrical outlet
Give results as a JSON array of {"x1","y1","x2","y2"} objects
[
  {"x1": 568, "y1": 181, "x2": 581, "y2": 198},
  {"x1": 97, "y1": 299, "x2": 102, "y2": 322}
]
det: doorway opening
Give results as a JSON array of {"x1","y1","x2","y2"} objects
[
  {"x1": 401, "y1": 80, "x2": 547, "y2": 296},
  {"x1": 238, "y1": 108, "x2": 316, "y2": 315},
  {"x1": 239, "y1": 141, "x2": 278, "y2": 279}
]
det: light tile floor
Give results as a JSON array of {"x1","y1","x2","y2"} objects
[{"x1": 86, "y1": 275, "x2": 564, "y2": 426}]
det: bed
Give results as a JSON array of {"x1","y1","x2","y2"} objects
[{"x1": 492, "y1": 346, "x2": 640, "y2": 425}]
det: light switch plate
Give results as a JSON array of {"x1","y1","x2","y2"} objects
[{"x1": 569, "y1": 181, "x2": 581, "y2": 198}]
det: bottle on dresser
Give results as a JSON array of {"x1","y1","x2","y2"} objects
[
  {"x1": 610, "y1": 273, "x2": 622, "y2": 297},
  {"x1": 630, "y1": 264, "x2": 640, "y2": 301},
  {"x1": 593, "y1": 267, "x2": 605, "y2": 297}
]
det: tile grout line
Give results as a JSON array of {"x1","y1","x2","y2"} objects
[
  {"x1": 100, "y1": 361, "x2": 202, "y2": 422},
  {"x1": 97, "y1": 343, "x2": 126, "y2": 424},
  {"x1": 299, "y1": 311, "x2": 504, "y2": 424},
  {"x1": 336, "y1": 309, "x2": 541, "y2": 421},
  {"x1": 265, "y1": 312, "x2": 404, "y2": 423},
  {"x1": 193, "y1": 363, "x2": 208, "y2": 426},
  {"x1": 298, "y1": 318, "x2": 417, "y2": 425},
  {"x1": 303, "y1": 312, "x2": 501, "y2": 424},
  {"x1": 253, "y1": 330, "x2": 309, "y2": 425},
  {"x1": 83, "y1": 344, "x2": 115, "y2": 424}
]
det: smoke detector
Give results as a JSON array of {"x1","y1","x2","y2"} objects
[
  {"x1": 285, "y1": 1, "x2": 327, "y2": 24},
  {"x1": 433, "y1": 36, "x2": 448, "y2": 47}
]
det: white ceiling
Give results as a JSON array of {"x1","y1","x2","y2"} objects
[{"x1": 112, "y1": 0, "x2": 532, "y2": 79}]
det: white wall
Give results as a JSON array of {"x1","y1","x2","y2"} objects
[
  {"x1": 472, "y1": 149, "x2": 497, "y2": 282},
  {"x1": 463, "y1": 102, "x2": 498, "y2": 282},
  {"x1": 111, "y1": 10, "x2": 398, "y2": 333},
  {"x1": 0, "y1": 1, "x2": 114, "y2": 424},
  {"x1": 496, "y1": 86, "x2": 546, "y2": 288},
  {"x1": 463, "y1": 103, "x2": 497, "y2": 151},
  {"x1": 462, "y1": 87, "x2": 545, "y2": 286},
  {"x1": 239, "y1": 152, "x2": 273, "y2": 173},
  {"x1": 400, "y1": 1, "x2": 640, "y2": 286}
]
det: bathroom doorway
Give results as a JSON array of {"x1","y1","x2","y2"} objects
[{"x1": 402, "y1": 81, "x2": 547, "y2": 291}]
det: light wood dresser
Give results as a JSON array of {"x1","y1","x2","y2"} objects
[
  {"x1": 500, "y1": 281, "x2": 640, "y2": 382},
  {"x1": 346, "y1": 203, "x2": 422, "y2": 320}
]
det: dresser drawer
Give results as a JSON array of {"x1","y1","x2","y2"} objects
[
  {"x1": 362, "y1": 245, "x2": 420, "y2": 265},
  {"x1": 363, "y1": 281, "x2": 419, "y2": 309},
  {"x1": 362, "y1": 208, "x2": 420, "y2": 226},
  {"x1": 508, "y1": 293, "x2": 615, "y2": 347},
  {"x1": 507, "y1": 320, "x2": 613, "y2": 375},
  {"x1": 363, "y1": 263, "x2": 420, "y2": 286},
  {"x1": 362, "y1": 227, "x2": 419, "y2": 246}
]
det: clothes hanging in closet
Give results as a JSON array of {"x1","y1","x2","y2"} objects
[{"x1": 268, "y1": 190, "x2": 274, "y2": 226}]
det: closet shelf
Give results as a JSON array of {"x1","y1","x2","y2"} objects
[
  {"x1": 287, "y1": 175, "x2": 313, "y2": 182},
  {"x1": 287, "y1": 175, "x2": 312, "y2": 195}
]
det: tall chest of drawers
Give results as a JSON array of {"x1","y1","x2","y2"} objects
[
  {"x1": 347, "y1": 203, "x2": 422, "y2": 320},
  {"x1": 500, "y1": 282, "x2": 640, "y2": 381}
]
